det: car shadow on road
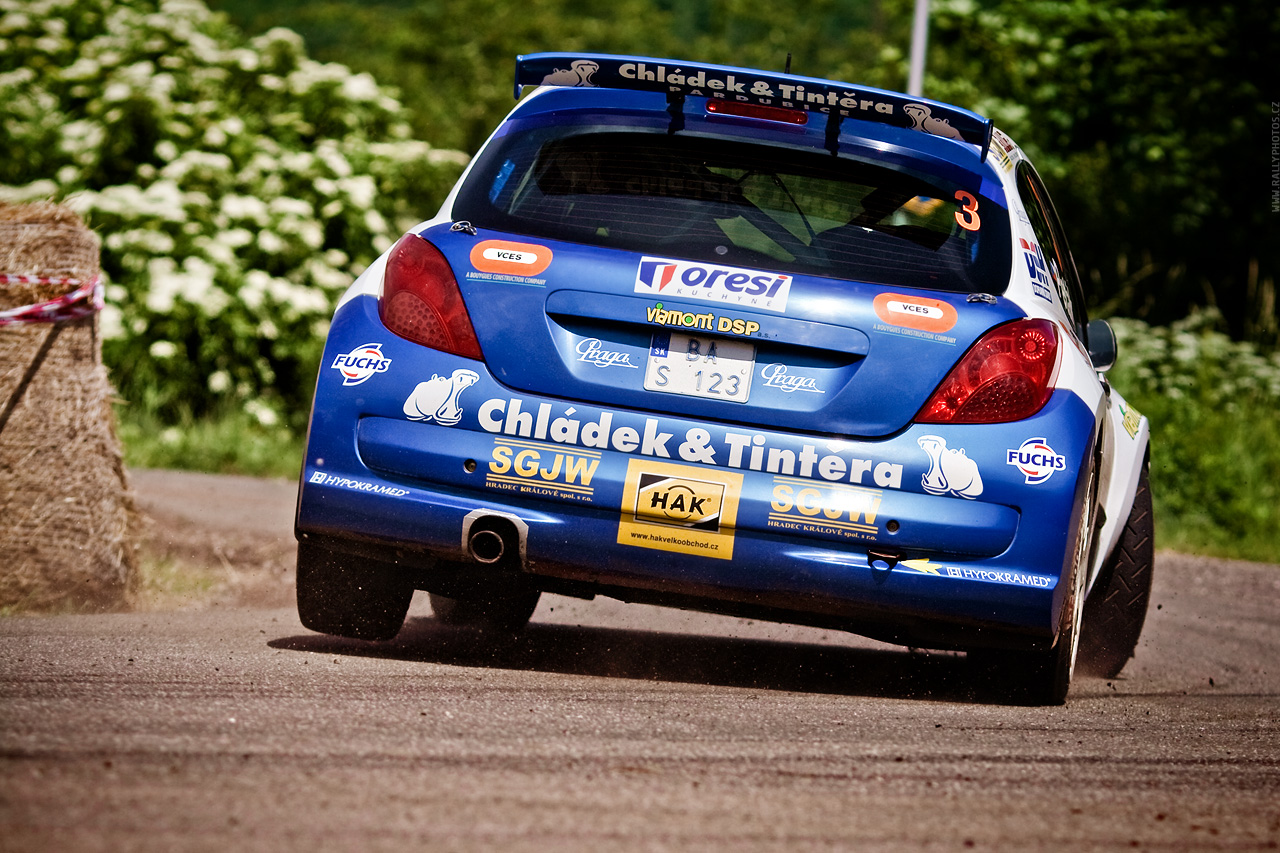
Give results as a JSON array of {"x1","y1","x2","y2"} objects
[{"x1": 270, "y1": 615, "x2": 1017, "y2": 704}]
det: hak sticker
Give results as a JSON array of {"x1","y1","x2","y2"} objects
[
  {"x1": 635, "y1": 257, "x2": 792, "y2": 311},
  {"x1": 331, "y1": 343, "x2": 392, "y2": 386},
  {"x1": 617, "y1": 460, "x2": 743, "y2": 560},
  {"x1": 1006, "y1": 438, "x2": 1066, "y2": 485}
]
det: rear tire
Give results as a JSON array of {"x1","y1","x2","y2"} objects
[
  {"x1": 971, "y1": 552, "x2": 1084, "y2": 706},
  {"x1": 296, "y1": 541, "x2": 413, "y2": 641},
  {"x1": 428, "y1": 589, "x2": 540, "y2": 632},
  {"x1": 971, "y1": 467, "x2": 1093, "y2": 706},
  {"x1": 1078, "y1": 464, "x2": 1154, "y2": 678}
]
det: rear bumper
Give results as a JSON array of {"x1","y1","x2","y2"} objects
[{"x1": 298, "y1": 296, "x2": 1099, "y2": 651}]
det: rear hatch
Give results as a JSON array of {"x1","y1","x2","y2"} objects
[{"x1": 441, "y1": 101, "x2": 1016, "y2": 439}]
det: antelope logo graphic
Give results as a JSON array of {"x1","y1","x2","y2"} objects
[
  {"x1": 903, "y1": 104, "x2": 965, "y2": 141},
  {"x1": 540, "y1": 60, "x2": 600, "y2": 87},
  {"x1": 403, "y1": 369, "x2": 479, "y2": 425},
  {"x1": 918, "y1": 435, "x2": 984, "y2": 499}
]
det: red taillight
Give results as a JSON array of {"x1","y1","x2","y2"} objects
[
  {"x1": 917, "y1": 318, "x2": 1059, "y2": 424},
  {"x1": 379, "y1": 233, "x2": 483, "y2": 360},
  {"x1": 705, "y1": 99, "x2": 808, "y2": 125}
]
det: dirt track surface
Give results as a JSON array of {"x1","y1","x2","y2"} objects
[
  {"x1": 1, "y1": 470, "x2": 1278, "y2": 851},
  {"x1": 130, "y1": 468, "x2": 298, "y2": 608}
]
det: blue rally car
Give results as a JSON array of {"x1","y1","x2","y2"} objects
[{"x1": 295, "y1": 54, "x2": 1154, "y2": 704}]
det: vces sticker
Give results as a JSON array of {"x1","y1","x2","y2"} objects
[
  {"x1": 873, "y1": 293, "x2": 958, "y2": 333},
  {"x1": 470, "y1": 240, "x2": 553, "y2": 277}
]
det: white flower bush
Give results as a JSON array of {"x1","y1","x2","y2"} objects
[
  {"x1": 1110, "y1": 310, "x2": 1280, "y2": 409},
  {"x1": 0, "y1": 0, "x2": 469, "y2": 427}
]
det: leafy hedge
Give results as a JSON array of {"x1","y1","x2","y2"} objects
[
  {"x1": 1107, "y1": 312, "x2": 1280, "y2": 562},
  {"x1": 0, "y1": 0, "x2": 467, "y2": 428}
]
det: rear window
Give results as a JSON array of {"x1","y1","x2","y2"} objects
[{"x1": 454, "y1": 121, "x2": 1010, "y2": 294}]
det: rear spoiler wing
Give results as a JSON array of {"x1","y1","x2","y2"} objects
[{"x1": 515, "y1": 52, "x2": 993, "y2": 161}]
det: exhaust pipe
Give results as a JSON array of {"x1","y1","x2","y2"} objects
[
  {"x1": 461, "y1": 510, "x2": 529, "y2": 569},
  {"x1": 468, "y1": 528, "x2": 506, "y2": 564}
]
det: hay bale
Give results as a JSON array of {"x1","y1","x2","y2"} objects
[{"x1": 0, "y1": 201, "x2": 138, "y2": 611}]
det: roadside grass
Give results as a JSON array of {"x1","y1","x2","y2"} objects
[
  {"x1": 135, "y1": 555, "x2": 227, "y2": 611},
  {"x1": 1107, "y1": 313, "x2": 1280, "y2": 564},
  {"x1": 116, "y1": 404, "x2": 305, "y2": 480}
]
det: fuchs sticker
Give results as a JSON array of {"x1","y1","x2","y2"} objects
[
  {"x1": 469, "y1": 240, "x2": 553, "y2": 277},
  {"x1": 1006, "y1": 437, "x2": 1066, "y2": 485},
  {"x1": 618, "y1": 460, "x2": 743, "y2": 560},
  {"x1": 331, "y1": 343, "x2": 392, "y2": 386},
  {"x1": 634, "y1": 257, "x2": 792, "y2": 311},
  {"x1": 873, "y1": 293, "x2": 958, "y2": 334}
]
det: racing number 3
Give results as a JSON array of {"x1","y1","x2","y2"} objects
[{"x1": 954, "y1": 190, "x2": 981, "y2": 231}]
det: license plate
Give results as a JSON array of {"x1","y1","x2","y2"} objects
[{"x1": 644, "y1": 332, "x2": 754, "y2": 403}]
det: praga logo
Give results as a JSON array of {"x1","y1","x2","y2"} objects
[
  {"x1": 760, "y1": 363, "x2": 824, "y2": 394},
  {"x1": 1006, "y1": 437, "x2": 1066, "y2": 485},
  {"x1": 331, "y1": 343, "x2": 392, "y2": 386},
  {"x1": 635, "y1": 257, "x2": 792, "y2": 311},
  {"x1": 576, "y1": 338, "x2": 638, "y2": 369}
]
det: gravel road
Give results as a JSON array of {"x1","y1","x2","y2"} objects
[{"x1": 1, "y1": 469, "x2": 1277, "y2": 851}]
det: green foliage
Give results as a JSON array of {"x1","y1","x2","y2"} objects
[
  {"x1": 206, "y1": 0, "x2": 907, "y2": 152},
  {"x1": 116, "y1": 401, "x2": 305, "y2": 478},
  {"x1": 0, "y1": 0, "x2": 467, "y2": 428},
  {"x1": 1107, "y1": 312, "x2": 1280, "y2": 562},
  {"x1": 922, "y1": 0, "x2": 1279, "y2": 346}
]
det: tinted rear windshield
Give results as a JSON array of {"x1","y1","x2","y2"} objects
[{"x1": 454, "y1": 120, "x2": 1010, "y2": 294}]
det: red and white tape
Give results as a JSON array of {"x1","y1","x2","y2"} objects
[{"x1": 0, "y1": 273, "x2": 105, "y2": 327}]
